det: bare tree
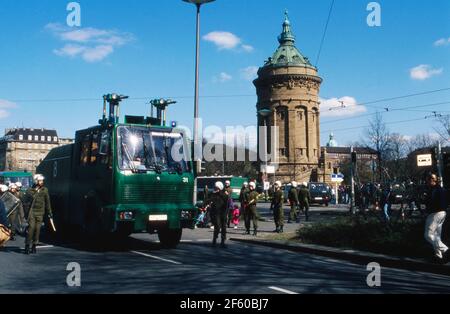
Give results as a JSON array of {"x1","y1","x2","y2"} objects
[
  {"x1": 435, "y1": 115, "x2": 450, "y2": 143},
  {"x1": 364, "y1": 112, "x2": 392, "y2": 181},
  {"x1": 406, "y1": 133, "x2": 438, "y2": 153}
]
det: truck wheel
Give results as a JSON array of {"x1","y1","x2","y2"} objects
[{"x1": 158, "y1": 228, "x2": 182, "y2": 249}]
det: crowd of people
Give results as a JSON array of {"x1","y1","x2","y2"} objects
[{"x1": 0, "y1": 175, "x2": 53, "y2": 254}]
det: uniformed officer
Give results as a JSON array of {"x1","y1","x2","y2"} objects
[
  {"x1": 224, "y1": 180, "x2": 234, "y2": 228},
  {"x1": 271, "y1": 181, "x2": 284, "y2": 233},
  {"x1": 239, "y1": 182, "x2": 249, "y2": 218},
  {"x1": 299, "y1": 182, "x2": 311, "y2": 222},
  {"x1": 7, "y1": 184, "x2": 25, "y2": 241},
  {"x1": 210, "y1": 181, "x2": 229, "y2": 248},
  {"x1": 288, "y1": 181, "x2": 299, "y2": 223},
  {"x1": 25, "y1": 175, "x2": 52, "y2": 255},
  {"x1": 245, "y1": 182, "x2": 259, "y2": 236}
]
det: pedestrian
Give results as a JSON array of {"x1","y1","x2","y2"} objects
[
  {"x1": 231, "y1": 205, "x2": 240, "y2": 229},
  {"x1": 209, "y1": 181, "x2": 229, "y2": 248},
  {"x1": 25, "y1": 175, "x2": 53, "y2": 255},
  {"x1": 381, "y1": 185, "x2": 393, "y2": 221},
  {"x1": 244, "y1": 182, "x2": 259, "y2": 236},
  {"x1": 271, "y1": 181, "x2": 284, "y2": 233},
  {"x1": 288, "y1": 181, "x2": 299, "y2": 223},
  {"x1": 298, "y1": 182, "x2": 311, "y2": 222},
  {"x1": 424, "y1": 173, "x2": 449, "y2": 264}
]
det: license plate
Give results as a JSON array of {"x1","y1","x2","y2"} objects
[
  {"x1": 315, "y1": 197, "x2": 323, "y2": 200},
  {"x1": 149, "y1": 215, "x2": 168, "y2": 222}
]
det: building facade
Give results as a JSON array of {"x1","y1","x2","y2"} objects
[
  {"x1": 0, "y1": 128, "x2": 74, "y2": 173},
  {"x1": 254, "y1": 12, "x2": 323, "y2": 184}
]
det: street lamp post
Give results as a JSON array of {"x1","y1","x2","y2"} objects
[
  {"x1": 258, "y1": 109, "x2": 272, "y2": 200},
  {"x1": 183, "y1": 0, "x2": 216, "y2": 175}
]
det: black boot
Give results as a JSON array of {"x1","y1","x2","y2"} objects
[
  {"x1": 273, "y1": 227, "x2": 279, "y2": 233},
  {"x1": 244, "y1": 230, "x2": 250, "y2": 235},
  {"x1": 220, "y1": 239, "x2": 227, "y2": 248},
  {"x1": 24, "y1": 245, "x2": 30, "y2": 255},
  {"x1": 279, "y1": 226, "x2": 284, "y2": 233},
  {"x1": 253, "y1": 229, "x2": 257, "y2": 236},
  {"x1": 31, "y1": 245, "x2": 37, "y2": 254}
]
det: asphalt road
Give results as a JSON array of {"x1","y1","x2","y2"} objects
[{"x1": 1, "y1": 205, "x2": 449, "y2": 294}]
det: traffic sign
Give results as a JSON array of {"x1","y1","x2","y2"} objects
[
  {"x1": 417, "y1": 154, "x2": 432, "y2": 167},
  {"x1": 331, "y1": 173, "x2": 344, "y2": 183}
]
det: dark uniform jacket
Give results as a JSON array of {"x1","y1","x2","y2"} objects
[
  {"x1": 28, "y1": 187, "x2": 52, "y2": 218},
  {"x1": 247, "y1": 191, "x2": 259, "y2": 209},
  {"x1": 425, "y1": 185, "x2": 448, "y2": 214},
  {"x1": 288, "y1": 187, "x2": 299, "y2": 205},
  {"x1": 298, "y1": 187, "x2": 311, "y2": 205},
  {"x1": 0, "y1": 200, "x2": 8, "y2": 226},
  {"x1": 210, "y1": 191, "x2": 229, "y2": 218},
  {"x1": 240, "y1": 187, "x2": 249, "y2": 204},
  {"x1": 271, "y1": 190, "x2": 283, "y2": 209}
]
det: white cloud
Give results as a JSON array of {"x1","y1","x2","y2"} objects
[
  {"x1": 434, "y1": 37, "x2": 450, "y2": 47},
  {"x1": 320, "y1": 96, "x2": 367, "y2": 117},
  {"x1": 45, "y1": 23, "x2": 134, "y2": 63},
  {"x1": 0, "y1": 100, "x2": 17, "y2": 119},
  {"x1": 219, "y1": 72, "x2": 232, "y2": 82},
  {"x1": 410, "y1": 64, "x2": 443, "y2": 80},
  {"x1": 240, "y1": 66, "x2": 259, "y2": 81},
  {"x1": 203, "y1": 31, "x2": 253, "y2": 52},
  {"x1": 241, "y1": 44, "x2": 254, "y2": 52}
]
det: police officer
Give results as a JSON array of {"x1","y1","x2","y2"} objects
[
  {"x1": 7, "y1": 184, "x2": 25, "y2": 241},
  {"x1": 245, "y1": 182, "x2": 259, "y2": 236},
  {"x1": 271, "y1": 181, "x2": 284, "y2": 233},
  {"x1": 0, "y1": 185, "x2": 9, "y2": 227},
  {"x1": 288, "y1": 181, "x2": 299, "y2": 223},
  {"x1": 25, "y1": 175, "x2": 52, "y2": 255},
  {"x1": 299, "y1": 182, "x2": 311, "y2": 222},
  {"x1": 224, "y1": 180, "x2": 234, "y2": 228},
  {"x1": 239, "y1": 182, "x2": 249, "y2": 218},
  {"x1": 210, "y1": 181, "x2": 229, "y2": 248}
]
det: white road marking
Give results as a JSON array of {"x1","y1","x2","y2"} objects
[
  {"x1": 131, "y1": 251, "x2": 182, "y2": 265},
  {"x1": 197, "y1": 239, "x2": 212, "y2": 242},
  {"x1": 20, "y1": 245, "x2": 54, "y2": 249},
  {"x1": 268, "y1": 286, "x2": 298, "y2": 294}
]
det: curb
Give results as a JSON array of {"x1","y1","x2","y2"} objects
[{"x1": 230, "y1": 237, "x2": 450, "y2": 276}]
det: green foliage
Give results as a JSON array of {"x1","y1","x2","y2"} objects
[{"x1": 297, "y1": 216, "x2": 439, "y2": 258}]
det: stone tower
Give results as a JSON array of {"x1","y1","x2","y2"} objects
[{"x1": 254, "y1": 12, "x2": 323, "y2": 184}]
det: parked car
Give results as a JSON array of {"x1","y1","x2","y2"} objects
[{"x1": 309, "y1": 183, "x2": 332, "y2": 206}]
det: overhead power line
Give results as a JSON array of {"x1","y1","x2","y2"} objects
[{"x1": 315, "y1": 0, "x2": 335, "y2": 67}]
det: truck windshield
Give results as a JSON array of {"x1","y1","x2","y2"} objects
[{"x1": 118, "y1": 126, "x2": 190, "y2": 173}]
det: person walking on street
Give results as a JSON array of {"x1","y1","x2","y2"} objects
[
  {"x1": 298, "y1": 182, "x2": 311, "y2": 222},
  {"x1": 288, "y1": 181, "x2": 299, "y2": 223},
  {"x1": 210, "y1": 181, "x2": 229, "y2": 248},
  {"x1": 271, "y1": 181, "x2": 284, "y2": 233},
  {"x1": 224, "y1": 180, "x2": 234, "y2": 228},
  {"x1": 424, "y1": 173, "x2": 449, "y2": 264},
  {"x1": 381, "y1": 185, "x2": 393, "y2": 222},
  {"x1": 245, "y1": 182, "x2": 259, "y2": 236},
  {"x1": 25, "y1": 175, "x2": 53, "y2": 255}
]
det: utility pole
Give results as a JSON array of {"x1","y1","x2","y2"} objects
[
  {"x1": 437, "y1": 141, "x2": 444, "y2": 188},
  {"x1": 350, "y1": 146, "x2": 356, "y2": 214}
]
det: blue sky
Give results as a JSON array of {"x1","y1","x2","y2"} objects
[{"x1": 0, "y1": 0, "x2": 449, "y2": 145}]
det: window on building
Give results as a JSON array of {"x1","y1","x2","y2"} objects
[
  {"x1": 34, "y1": 135, "x2": 38, "y2": 141},
  {"x1": 328, "y1": 162, "x2": 332, "y2": 170},
  {"x1": 297, "y1": 111, "x2": 303, "y2": 121},
  {"x1": 54, "y1": 136, "x2": 58, "y2": 142},
  {"x1": 47, "y1": 136, "x2": 51, "y2": 142},
  {"x1": 41, "y1": 136, "x2": 45, "y2": 142},
  {"x1": 280, "y1": 148, "x2": 287, "y2": 157},
  {"x1": 90, "y1": 133, "x2": 99, "y2": 164},
  {"x1": 28, "y1": 135, "x2": 32, "y2": 141},
  {"x1": 19, "y1": 134, "x2": 23, "y2": 141},
  {"x1": 80, "y1": 134, "x2": 91, "y2": 166}
]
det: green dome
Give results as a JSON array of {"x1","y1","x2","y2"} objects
[{"x1": 264, "y1": 11, "x2": 315, "y2": 69}]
